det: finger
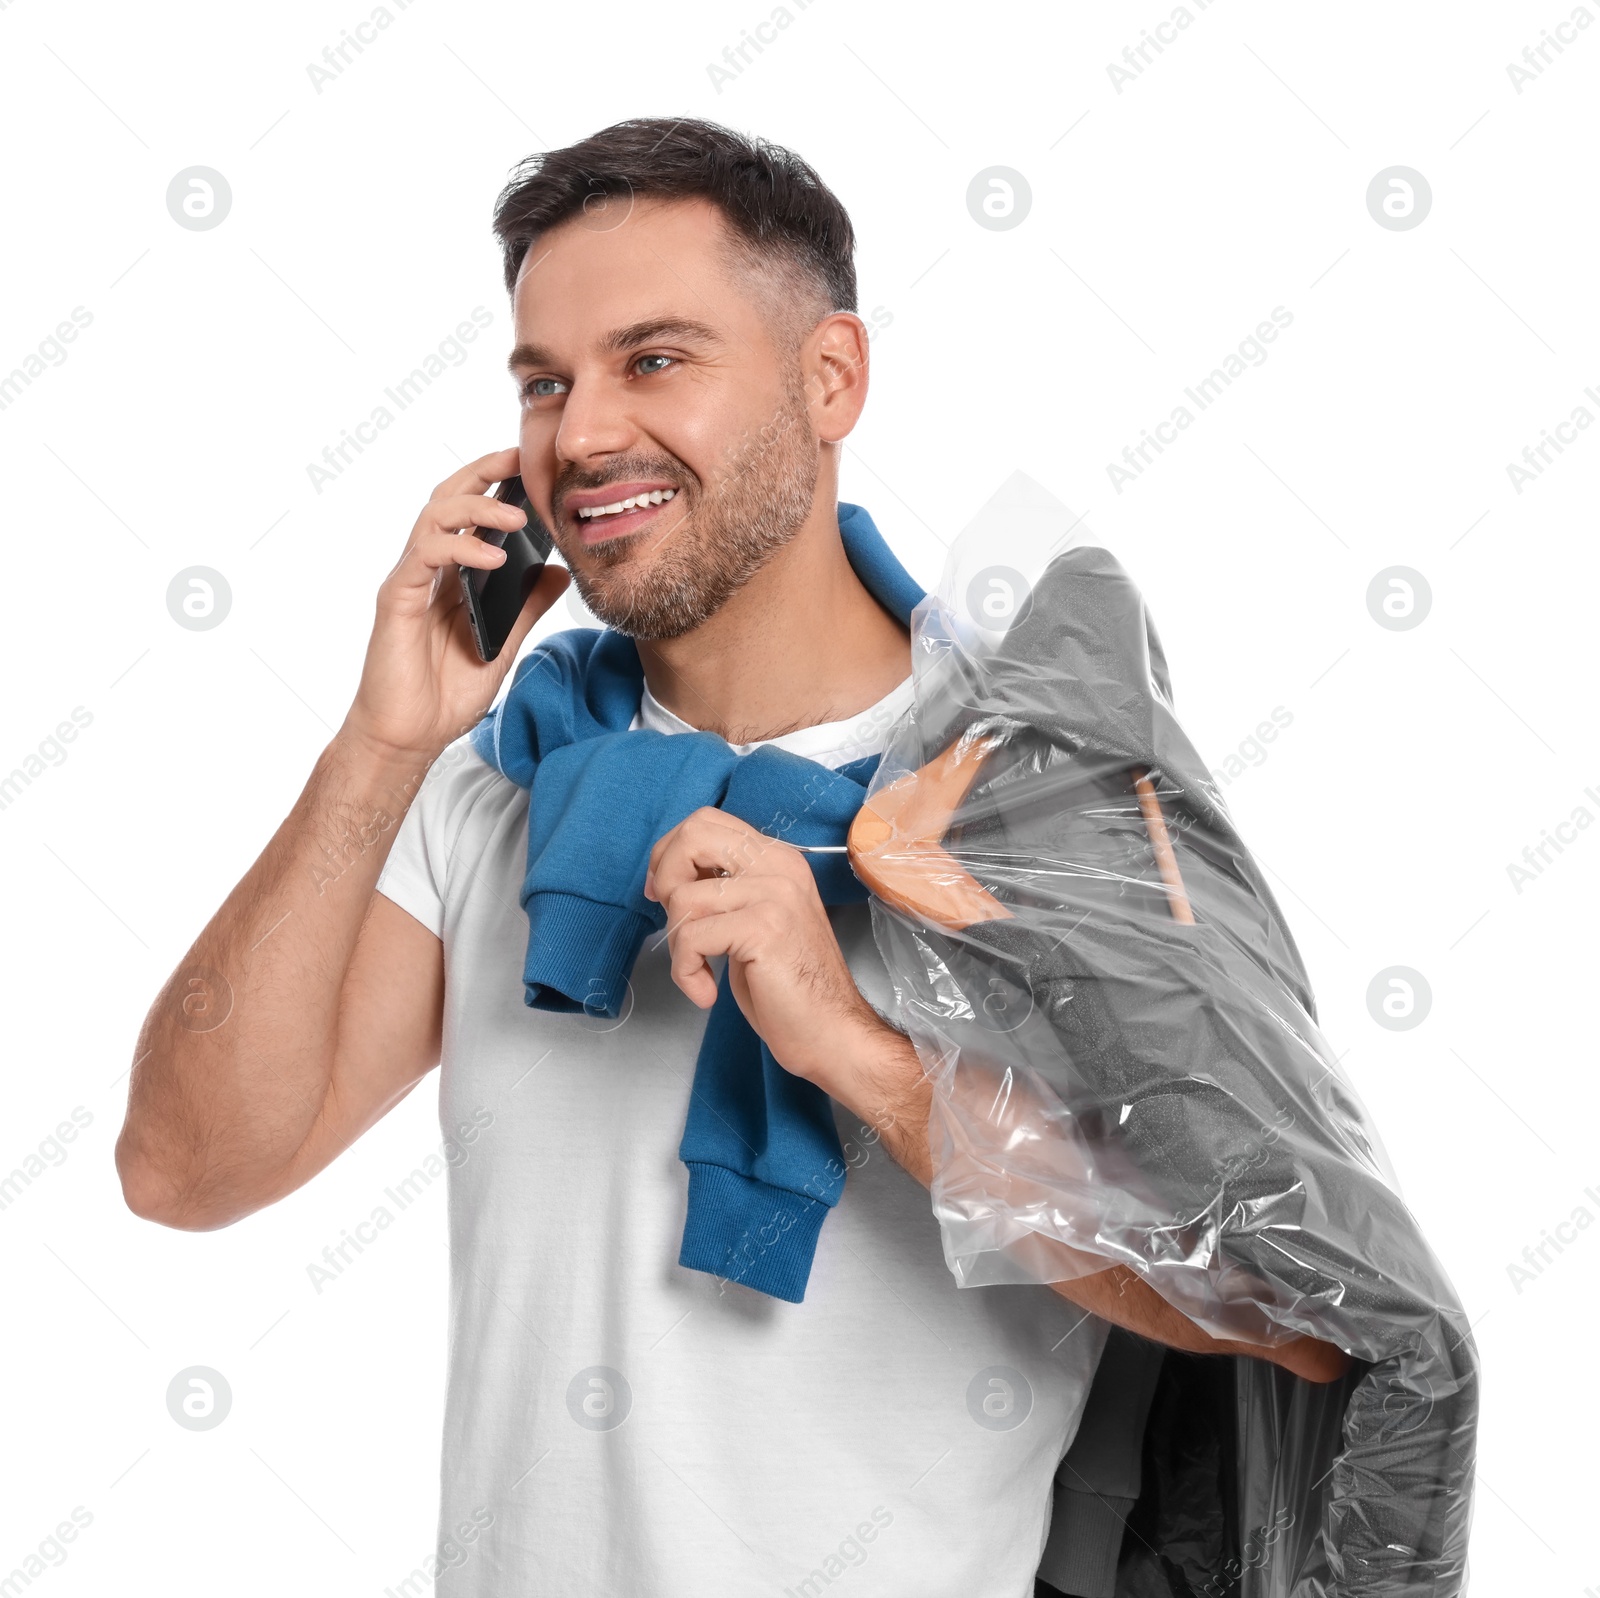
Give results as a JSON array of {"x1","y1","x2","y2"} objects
[
  {"x1": 421, "y1": 490, "x2": 530, "y2": 538},
  {"x1": 381, "y1": 533, "x2": 502, "y2": 610},
  {"x1": 386, "y1": 493, "x2": 527, "y2": 585},
  {"x1": 444, "y1": 528, "x2": 570, "y2": 628},
  {"x1": 649, "y1": 809, "x2": 799, "y2": 886},
  {"x1": 646, "y1": 810, "x2": 783, "y2": 903},
  {"x1": 399, "y1": 489, "x2": 531, "y2": 613},
  {"x1": 644, "y1": 819, "x2": 683, "y2": 897},
  {"x1": 667, "y1": 900, "x2": 778, "y2": 1009},
  {"x1": 426, "y1": 447, "x2": 521, "y2": 505},
  {"x1": 659, "y1": 875, "x2": 755, "y2": 1008},
  {"x1": 660, "y1": 872, "x2": 759, "y2": 933},
  {"x1": 646, "y1": 809, "x2": 742, "y2": 899},
  {"x1": 383, "y1": 509, "x2": 526, "y2": 602}
]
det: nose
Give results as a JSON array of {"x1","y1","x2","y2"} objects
[{"x1": 553, "y1": 366, "x2": 638, "y2": 469}]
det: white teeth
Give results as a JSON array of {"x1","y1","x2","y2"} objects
[{"x1": 577, "y1": 487, "x2": 677, "y2": 518}]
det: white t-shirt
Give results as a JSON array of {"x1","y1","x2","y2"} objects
[{"x1": 375, "y1": 667, "x2": 1110, "y2": 1597}]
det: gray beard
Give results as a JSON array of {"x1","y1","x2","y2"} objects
[{"x1": 569, "y1": 385, "x2": 819, "y2": 641}]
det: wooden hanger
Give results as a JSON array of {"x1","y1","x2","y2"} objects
[{"x1": 847, "y1": 737, "x2": 1194, "y2": 929}]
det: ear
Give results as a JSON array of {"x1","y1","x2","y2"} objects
[{"x1": 801, "y1": 311, "x2": 871, "y2": 443}]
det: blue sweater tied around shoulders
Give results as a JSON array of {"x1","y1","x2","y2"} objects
[{"x1": 469, "y1": 503, "x2": 925, "y2": 1303}]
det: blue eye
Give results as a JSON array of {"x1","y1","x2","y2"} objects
[
  {"x1": 634, "y1": 354, "x2": 673, "y2": 375},
  {"x1": 524, "y1": 377, "x2": 567, "y2": 399}
]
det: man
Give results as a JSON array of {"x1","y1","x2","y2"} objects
[{"x1": 117, "y1": 118, "x2": 1346, "y2": 1596}]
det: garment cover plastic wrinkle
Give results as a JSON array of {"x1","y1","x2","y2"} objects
[{"x1": 853, "y1": 472, "x2": 1478, "y2": 1596}]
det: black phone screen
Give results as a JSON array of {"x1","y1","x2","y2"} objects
[{"x1": 460, "y1": 476, "x2": 555, "y2": 662}]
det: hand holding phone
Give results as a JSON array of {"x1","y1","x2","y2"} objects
[
  {"x1": 459, "y1": 475, "x2": 556, "y2": 662},
  {"x1": 342, "y1": 450, "x2": 569, "y2": 767}
]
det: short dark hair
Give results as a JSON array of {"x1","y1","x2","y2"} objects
[{"x1": 491, "y1": 118, "x2": 857, "y2": 329}]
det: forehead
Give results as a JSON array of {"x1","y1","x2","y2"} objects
[{"x1": 512, "y1": 194, "x2": 760, "y2": 344}]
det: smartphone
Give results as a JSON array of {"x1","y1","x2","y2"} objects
[{"x1": 459, "y1": 475, "x2": 554, "y2": 663}]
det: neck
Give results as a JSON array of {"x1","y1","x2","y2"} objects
[{"x1": 637, "y1": 477, "x2": 912, "y2": 745}]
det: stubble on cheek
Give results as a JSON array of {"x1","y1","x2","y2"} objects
[{"x1": 546, "y1": 368, "x2": 820, "y2": 640}]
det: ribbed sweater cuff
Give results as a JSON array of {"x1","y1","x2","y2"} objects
[
  {"x1": 678, "y1": 1162, "x2": 830, "y2": 1304},
  {"x1": 523, "y1": 892, "x2": 654, "y2": 1017},
  {"x1": 1036, "y1": 1489, "x2": 1137, "y2": 1598}
]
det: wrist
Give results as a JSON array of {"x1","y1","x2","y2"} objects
[
  {"x1": 333, "y1": 712, "x2": 445, "y2": 772},
  {"x1": 325, "y1": 725, "x2": 440, "y2": 809},
  {"x1": 817, "y1": 1016, "x2": 934, "y2": 1185}
]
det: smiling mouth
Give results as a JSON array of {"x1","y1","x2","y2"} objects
[{"x1": 572, "y1": 487, "x2": 678, "y2": 544}]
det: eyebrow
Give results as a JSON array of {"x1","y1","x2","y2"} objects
[{"x1": 506, "y1": 317, "x2": 724, "y2": 373}]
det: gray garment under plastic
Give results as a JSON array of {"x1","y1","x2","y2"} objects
[
  {"x1": 858, "y1": 474, "x2": 1478, "y2": 1596},
  {"x1": 1039, "y1": 1325, "x2": 1166, "y2": 1596}
]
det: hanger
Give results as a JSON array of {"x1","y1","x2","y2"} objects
[{"x1": 846, "y1": 735, "x2": 1194, "y2": 930}]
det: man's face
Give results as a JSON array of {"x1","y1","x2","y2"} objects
[{"x1": 508, "y1": 196, "x2": 822, "y2": 639}]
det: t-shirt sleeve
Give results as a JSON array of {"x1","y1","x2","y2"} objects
[{"x1": 375, "y1": 735, "x2": 500, "y2": 938}]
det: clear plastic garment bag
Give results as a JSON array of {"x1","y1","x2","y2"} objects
[{"x1": 846, "y1": 474, "x2": 1477, "y2": 1597}]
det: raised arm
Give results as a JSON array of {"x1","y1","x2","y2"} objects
[{"x1": 116, "y1": 448, "x2": 568, "y2": 1230}]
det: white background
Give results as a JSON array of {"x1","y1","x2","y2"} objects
[{"x1": 1, "y1": 1, "x2": 1595, "y2": 1592}]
